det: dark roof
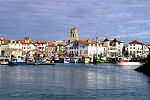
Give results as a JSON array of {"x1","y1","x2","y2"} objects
[
  {"x1": 104, "y1": 37, "x2": 109, "y2": 41},
  {"x1": 113, "y1": 38, "x2": 117, "y2": 42}
]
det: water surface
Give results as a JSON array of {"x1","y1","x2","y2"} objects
[{"x1": 0, "y1": 63, "x2": 150, "y2": 100}]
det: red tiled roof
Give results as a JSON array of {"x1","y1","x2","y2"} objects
[
  {"x1": 57, "y1": 44, "x2": 65, "y2": 46},
  {"x1": 3, "y1": 39, "x2": 10, "y2": 45},
  {"x1": 17, "y1": 40, "x2": 30, "y2": 44},
  {"x1": 129, "y1": 40, "x2": 142, "y2": 44},
  {"x1": 48, "y1": 43, "x2": 55, "y2": 47},
  {"x1": 38, "y1": 42, "x2": 47, "y2": 44},
  {"x1": 77, "y1": 40, "x2": 89, "y2": 45},
  {"x1": 0, "y1": 38, "x2": 3, "y2": 41},
  {"x1": 31, "y1": 41, "x2": 38, "y2": 44}
]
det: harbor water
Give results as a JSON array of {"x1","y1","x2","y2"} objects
[{"x1": 0, "y1": 63, "x2": 150, "y2": 100}]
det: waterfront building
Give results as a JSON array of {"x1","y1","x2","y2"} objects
[
  {"x1": 66, "y1": 40, "x2": 106, "y2": 58},
  {"x1": 1, "y1": 40, "x2": 22, "y2": 57},
  {"x1": 66, "y1": 40, "x2": 88, "y2": 57},
  {"x1": 37, "y1": 41, "x2": 48, "y2": 55},
  {"x1": 128, "y1": 40, "x2": 149, "y2": 58},
  {"x1": 45, "y1": 43, "x2": 56, "y2": 57},
  {"x1": 67, "y1": 28, "x2": 124, "y2": 58},
  {"x1": 20, "y1": 41, "x2": 36, "y2": 56},
  {"x1": 56, "y1": 44, "x2": 66, "y2": 58},
  {"x1": 103, "y1": 38, "x2": 124, "y2": 58}
]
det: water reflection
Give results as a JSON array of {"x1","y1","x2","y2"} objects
[
  {"x1": 0, "y1": 64, "x2": 150, "y2": 100},
  {"x1": 120, "y1": 65, "x2": 139, "y2": 69}
]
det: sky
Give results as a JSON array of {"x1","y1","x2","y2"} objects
[{"x1": 0, "y1": 0, "x2": 150, "y2": 44}]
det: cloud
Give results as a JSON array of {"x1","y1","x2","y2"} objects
[
  {"x1": 0, "y1": 0, "x2": 149, "y2": 44},
  {"x1": 130, "y1": 4, "x2": 150, "y2": 8},
  {"x1": 107, "y1": 13, "x2": 134, "y2": 18}
]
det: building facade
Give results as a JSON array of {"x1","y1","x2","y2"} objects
[
  {"x1": 103, "y1": 38, "x2": 124, "y2": 58},
  {"x1": 128, "y1": 40, "x2": 149, "y2": 58}
]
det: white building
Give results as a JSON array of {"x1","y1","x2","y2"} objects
[
  {"x1": 21, "y1": 41, "x2": 36, "y2": 56},
  {"x1": 103, "y1": 38, "x2": 124, "y2": 58},
  {"x1": 1, "y1": 40, "x2": 23, "y2": 57},
  {"x1": 128, "y1": 40, "x2": 149, "y2": 58},
  {"x1": 66, "y1": 40, "x2": 106, "y2": 58},
  {"x1": 37, "y1": 42, "x2": 48, "y2": 54}
]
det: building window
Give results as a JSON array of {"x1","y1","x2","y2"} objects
[{"x1": 130, "y1": 51, "x2": 132, "y2": 54}]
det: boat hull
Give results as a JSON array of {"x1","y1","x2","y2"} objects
[
  {"x1": 1, "y1": 62, "x2": 9, "y2": 65},
  {"x1": 64, "y1": 59, "x2": 70, "y2": 63},
  {"x1": 28, "y1": 63, "x2": 56, "y2": 65},
  {"x1": 94, "y1": 59, "x2": 110, "y2": 64},
  {"x1": 117, "y1": 62, "x2": 141, "y2": 66},
  {"x1": 9, "y1": 62, "x2": 28, "y2": 66}
]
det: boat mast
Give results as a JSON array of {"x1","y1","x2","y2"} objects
[{"x1": 96, "y1": 37, "x2": 99, "y2": 58}]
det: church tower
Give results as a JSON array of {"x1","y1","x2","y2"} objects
[{"x1": 70, "y1": 28, "x2": 78, "y2": 42}]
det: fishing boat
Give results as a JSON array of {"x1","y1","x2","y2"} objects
[
  {"x1": 9, "y1": 58, "x2": 27, "y2": 66},
  {"x1": 94, "y1": 59, "x2": 110, "y2": 64},
  {"x1": 93, "y1": 56, "x2": 110, "y2": 64},
  {"x1": 93, "y1": 37, "x2": 110, "y2": 64},
  {"x1": 64, "y1": 58, "x2": 70, "y2": 63},
  {"x1": 28, "y1": 62, "x2": 56, "y2": 65},
  {"x1": 9, "y1": 62, "x2": 28, "y2": 66},
  {"x1": 117, "y1": 58, "x2": 141, "y2": 66}
]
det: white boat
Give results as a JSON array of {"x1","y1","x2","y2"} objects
[
  {"x1": 117, "y1": 58, "x2": 141, "y2": 66},
  {"x1": 1, "y1": 62, "x2": 9, "y2": 65},
  {"x1": 74, "y1": 59, "x2": 78, "y2": 63},
  {"x1": 0, "y1": 58, "x2": 9, "y2": 65},
  {"x1": 84, "y1": 57, "x2": 90, "y2": 64},
  {"x1": 117, "y1": 62, "x2": 141, "y2": 66},
  {"x1": 64, "y1": 58, "x2": 70, "y2": 63}
]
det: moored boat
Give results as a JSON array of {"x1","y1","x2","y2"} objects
[
  {"x1": 93, "y1": 56, "x2": 110, "y2": 64},
  {"x1": 9, "y1": 62, "x2": 28, "y2": 66},
  {"x1": 28, "y1": 62, "x2": 56, "y2": 65},
  {"x1": 1, "y1": 62, "x2": 9, "y2": 65},
  {"x1": 0, "y1": 58, "x2": 9, "y2": 65},
  {"x1": 83, "y1": 57, "x2": 90, "y2": 64},
  {"x1": 117, "y1": 58, "x2": 141, "y2": 66},
  {"x1": 9, "y1": 57, "x2": 27, "y2": 66},
  {"x1": 94, "y1": 59, "x2": 110, "y2": 64},
  {"x1": 64, "y1": 58, "x2": 70, "y2": 63}
]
